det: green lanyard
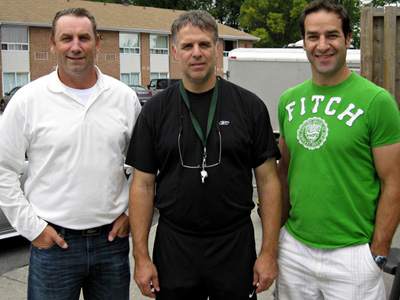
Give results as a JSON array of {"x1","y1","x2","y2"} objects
[{"x1": 179, "y1": 78, "x2": 218, "y2": 183}]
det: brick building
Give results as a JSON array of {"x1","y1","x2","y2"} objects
[{"x1": 0, "y1": 0, "x2": 259, "y2": 96}]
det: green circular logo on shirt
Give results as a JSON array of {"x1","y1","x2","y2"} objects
[{"x1": 297, "y1": 117, "x2": 328, "y2": 150}]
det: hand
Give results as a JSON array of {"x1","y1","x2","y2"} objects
[
  {"x1": 108, "y1": 213, "x2": 130, "y2": 242},
  {"x1": 31, "y1": 225, "x2": 68, "y2": 249},
  {"x1": 134, "y1": 258, "x2": 160, "y2": 298},
  {"x1": 253, "y1": 252, "x2": 278, "y2": 294}
]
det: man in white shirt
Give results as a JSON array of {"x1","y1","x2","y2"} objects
[{"x1": 0, "y1": 7, "x2": 141, "y2": 300}]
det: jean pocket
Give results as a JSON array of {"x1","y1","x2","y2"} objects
[
  {"x1": 114, "y1": 234, "x2": 129, "y2": 241},
  {"x1": 363, "y1": 244, "x2": 383, "y2": 275},
  {"x1": 31, "y1": 242, "x2": 57, "y2": 251}
]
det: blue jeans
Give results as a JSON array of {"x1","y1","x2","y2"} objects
[{"x1": 28, "y1": 227, "x2": 130, "y2": 300}]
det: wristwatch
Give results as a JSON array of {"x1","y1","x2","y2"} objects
[{"x1": 372, "y1": 253, "x2": 387, "y2": 268}]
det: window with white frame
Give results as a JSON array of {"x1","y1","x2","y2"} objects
[
  {"x1": 3, "y1": 72, "x2": 29, "y2": 95},
  {"x1": 119, "y1": 33, "x2": 140, "y2": 54},
  {"x1": 150, "y1": 35, "x2": 168, "y2": 55},
  {"x1": 1, "y1": 27, "x2": 29, "y2": 51},
  {"x1": 121, "y1": 73, "x2": 140, "y2": 86},
  {"x1": 150, "y1": 73, "x2": 168, "y2": 80}
]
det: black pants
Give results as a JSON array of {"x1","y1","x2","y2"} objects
[{"x1": 153, "y1": 220, "x2": 257, "y2": 300}]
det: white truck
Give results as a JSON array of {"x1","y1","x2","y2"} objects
[{"x1": 227, "y1": 48, "x2": 361, "y2": 135}]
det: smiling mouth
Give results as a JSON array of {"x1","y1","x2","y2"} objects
[
  {"x1": 316, "y1": 54, "x2": 334, "y2": 59},
  {"x1": 68, "y1": 56, "x2": 84, "y2": 61}
]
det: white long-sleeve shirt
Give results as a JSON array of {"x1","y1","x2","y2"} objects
[{"x1": 0, "y1": 67, "x2": 141, "y2": 241}]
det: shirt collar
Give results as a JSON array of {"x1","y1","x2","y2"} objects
[{"x1": 47, "y1": 66, "x2": 109, "y2": 93}]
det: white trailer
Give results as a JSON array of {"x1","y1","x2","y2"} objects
[{"x1": 227, "y1": 48, "x2": 361, "y2": 135}]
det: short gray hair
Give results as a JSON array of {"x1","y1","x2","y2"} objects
[{"x1": 171, "y1": 10, "x2": 219, "y2": 47}]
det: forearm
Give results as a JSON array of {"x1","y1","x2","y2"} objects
[
  {"x1": 371, "y1": 182, "x2": 400, "y2": 257},
  {"x1": 129, "y1": 169, "x2": 160, "y2": 297},
  {"x1": 371, "y1": 143, "x2": 400, "y2": 257},
  {"x1": 255, "y1": 159, "x2": 282, "y2": 257},
  {"x1": 129, "y1": 174, "x2": 155, "y2": 262},
  {"x1": 253, "y1": 159, "x2": 281, "y2": 292},
  {"x1": 258, "y1": 177, "x2": 281, "y2": 256}
]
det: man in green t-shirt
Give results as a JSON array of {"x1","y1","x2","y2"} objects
[{"x1": 276, "y1": 1, "x2": 400, "y2": 299}]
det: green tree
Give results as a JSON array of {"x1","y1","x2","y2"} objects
[
  {"x1": 337, "y1": 0, "x2": 362, "y2": 48},
  {"x1": 239, "y1": 0, "x2": 309, "y2": 47},
  {"x1": 210, "y1": 0, "x2": 245, "y2": 29},
  {"x1": 239, "y1": 0, "x2": 362, "y2": 48}
]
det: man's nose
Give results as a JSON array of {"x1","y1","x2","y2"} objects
[
  {"x1": 317, "y1": 36, "x2": 330, "y2": 52},
  {"x1": 192, "y1": 44, "x2": 202, "y2": 57},
  {"x1": 70, "y1": 37, "x2": 81, "y2": 52}
]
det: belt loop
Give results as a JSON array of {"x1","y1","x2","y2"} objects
[
  {"x1": 109, "y1": 222, "x2": 114, "y2": 232},
  {"x1": 60, "y1": 227, "x2": 65, "y2": 239}
]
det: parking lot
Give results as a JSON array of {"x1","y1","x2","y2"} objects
[{"x1": 1, "y1": 205, "x2": 400, "y2": 299}]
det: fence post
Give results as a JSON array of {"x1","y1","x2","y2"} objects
[
  {"x1": 384, "y1": 7, "x2": 397, "y2": 100},
  {"x1": 361, "y1": 6, "x2": 374, "y2": 82},
  {"x1": 361, "y1": 6, "x2": 400, "y2": 106}
]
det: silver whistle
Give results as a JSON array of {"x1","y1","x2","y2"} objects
[{"x1": 201, "y1": 170, "x2": 208, "y2": 183}]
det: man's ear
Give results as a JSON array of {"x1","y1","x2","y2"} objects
[
  {"x1": 346, "y1": 33, "x2": 352, "y2": 49},
  {"x1": 95, "y1": 34, "x2": 100, "y2": 54},
  {"x1": 50, "y1": 35, "x2": 56, "y2": 54},
  {"x1": 171, "y1": 44, "x2": 178, "y2": 61}
]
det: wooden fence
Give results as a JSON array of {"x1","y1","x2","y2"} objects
[{"x1": 361, "y1": 6, "x2": 400, "y2": 107}]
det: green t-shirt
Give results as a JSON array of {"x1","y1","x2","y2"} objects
[{"x1": 278, "y1": 72, "x2": 400, "y2": 248}]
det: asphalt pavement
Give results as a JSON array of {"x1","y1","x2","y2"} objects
[{"x1": 1, "y1": 208, "x2": 399, "y2": 300}]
